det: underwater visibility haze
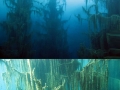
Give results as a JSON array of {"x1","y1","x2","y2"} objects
[
  {"x1": 0, "y1": 59, "x2": 120, "y2": 90},
  {"x1": 0, "y1": 0, "x2": 120, "y2": 58}
]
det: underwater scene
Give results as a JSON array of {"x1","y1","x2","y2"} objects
[
  {"x1": 0, "y1": 59, "x2": 120, "y2": 90},
  {"x1": 0, "y1": 0, "x2": 120, "y2": 58}
]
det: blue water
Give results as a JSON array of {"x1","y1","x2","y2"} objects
[
  {"x1": 0, "y1": 0, "x2": 119, "y2": 58},
  {"x1": 0, "y1": 0, "x2": 95, "y2": 58}
]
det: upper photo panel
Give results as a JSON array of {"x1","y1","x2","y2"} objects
[{"x1": 0, "y1": 0, "x2": 120, "y2": 58}]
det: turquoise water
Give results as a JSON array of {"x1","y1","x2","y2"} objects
[{"x1": 0, "y1": 59, "x2": 120, "y2": 90}]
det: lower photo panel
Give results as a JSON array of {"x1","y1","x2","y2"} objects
[{"x1": 0, "y1": 59, "x2": 120, "y2": 90}]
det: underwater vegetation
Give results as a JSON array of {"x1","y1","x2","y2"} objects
[
  {"x1": 76, "y1": 0, "x2": 120, "y2": 58},
  {"x1": 0, "y1": 0, "x2": 119, "y2": 58},
  {"x1": 0, "y1": 59, "x2": 120, "y2": 90},
  {"x1": 0, "y1": 0, "x2": 68, "y2": 58},
  {"x1": 0, "y1": 0, "x2": 34, "y2": 58},
  {"x1": 37, "y1": 0, "x2": 69, "y2": 58}
]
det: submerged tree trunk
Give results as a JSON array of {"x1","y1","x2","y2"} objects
[
  {"x1": 39, "y1": 0, "x2": 68, "y2": 58},
  {"x1": 1, "y1": 59, "x2": 120, "y2": 90},
  {"x1": 0, "y1": 0, "x2": 33, "y2": 58}
]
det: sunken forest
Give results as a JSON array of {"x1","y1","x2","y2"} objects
[{"x1": 0, "y1": 0, "x2": 120, "y2": 58}]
